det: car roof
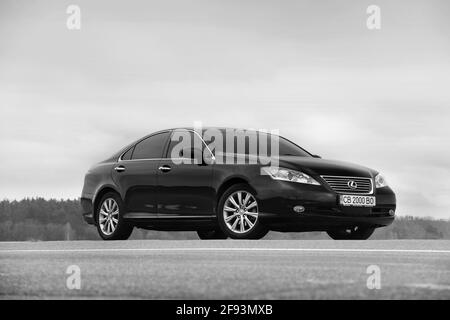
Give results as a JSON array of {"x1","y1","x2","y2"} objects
[{"x1": 165, "y1": 127, "x2": 277, "y2": 134}]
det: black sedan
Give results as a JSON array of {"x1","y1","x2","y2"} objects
[{"x1": 81, "y1": 127, "x2": 396, "y2": 240}]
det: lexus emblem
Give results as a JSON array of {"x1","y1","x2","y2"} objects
[{"x1": 348, "y1": 180, "x2": 358, "y2": 189}]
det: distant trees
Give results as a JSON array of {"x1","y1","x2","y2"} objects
[
  {"x1": 372, "y1": 215, "x2": 448, "y2": 239},
  {"x1": 0, "y1": 198, "x2": 449, "y2": 241},
  {"x1": 0, "y1": 199, "x2": 99, "y2": 241}
]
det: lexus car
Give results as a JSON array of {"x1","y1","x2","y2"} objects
[{"x1": 81, "y1": 127, "x2": 396, "y2": 240}]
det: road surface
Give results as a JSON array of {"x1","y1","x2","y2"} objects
[{"x1": 1, "y1": 240, "x2": 449, "y2": 299}]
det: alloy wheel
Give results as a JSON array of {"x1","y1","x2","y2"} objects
[
  {"x1": 223, "y1": 191, "x2": 258, "y2": 234},
  {"x1": 99, "y1": 198, "x2": 119, "y2": 236}
]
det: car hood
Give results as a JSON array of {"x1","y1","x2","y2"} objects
[{"x1": 277, "y1": 156, "x2": 377, "y2": 178}]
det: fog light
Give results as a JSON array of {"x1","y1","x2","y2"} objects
[
  {"x1": 389, "y1": 209, "x2": 395, "y2": 216},
  {"x1": 293, "y1": 205, "x2": 305, "y2": 213}
]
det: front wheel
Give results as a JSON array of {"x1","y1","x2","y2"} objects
[
  {"x1": 217, "y1": 184, "x2": 268, "y2": 240},
  {"x1": 327, "y1": 226, "x2": 375, "y2": 240},
  {"x1": 96, "y1": 192, "x2": 133, "y2": 240}
]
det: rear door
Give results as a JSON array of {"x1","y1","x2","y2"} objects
[
  {"x1": 112, "y1": 131, "x2": 171, "y2": 215},
  {"x1": 156, "y1": 130, "x2": 215, "y2": 218}
]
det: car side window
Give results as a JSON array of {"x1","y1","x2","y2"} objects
[
  {"x1": 131, "y1": 132, "x2": 170, "y2": 160},
  {"x1": 121, "y1": 147, "x2": 134, "y2": 160},
  {"x1": 166, "y1": 130, "x2": 203, "y2": 159}
]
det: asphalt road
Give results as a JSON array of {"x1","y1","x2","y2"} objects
[{"x1": 1, "y1": 240, "x2": 449, "y2": 299}]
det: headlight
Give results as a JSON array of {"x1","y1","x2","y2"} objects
[
  {"x1": 375, "y1": 173, "x2": 388, "y2": 188},
  {"x1": 262, "y1": 167, "x2": 320, "y2": 185}
]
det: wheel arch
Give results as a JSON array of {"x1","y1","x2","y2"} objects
[
  {"x1": 216, "y1": 176, "x2": 257, "y2": 207},
  {"x1": 93, "y1": 186, "x2": 121, "y2": 225}
]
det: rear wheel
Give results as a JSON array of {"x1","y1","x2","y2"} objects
[
  {"x1": 96, "y1": 192, "x2": 133, "y2": 240},
  {"x1": 217, "y1": 184, "x2": 268, "y2": 239},
  {"x1": 327, "y1": 226, "x2": 375, "y2": 240},
  {"x1": 197, "y1": 229, "x2": 228, "y2": 240}
]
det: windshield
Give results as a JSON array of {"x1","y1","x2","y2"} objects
[
  {"x1": 231, "y1": 131, "x2": 312, "y2": 157},
  {"x1": 202, "y1": 129, "x2": 313, "y2": 158},
  {"x1": 278, "y1": 136, "x2": 312, "y2": 157}
]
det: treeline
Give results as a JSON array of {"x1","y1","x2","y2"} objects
[{"x1": 0, "y1": 198, "x2": 449, "y2": 241}]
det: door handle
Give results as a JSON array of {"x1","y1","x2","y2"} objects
[
  {"x1": 114, "y1": 165, "x2": 126, "y2": 172},
  {"x1": 158, "y1": 165, "x2": 172, "y2": 172}
]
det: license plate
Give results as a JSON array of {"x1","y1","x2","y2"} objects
[{"x1": 340, "y1": 195, "x2": 376, "y2": 207}]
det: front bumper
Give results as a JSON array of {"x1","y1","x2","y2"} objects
[
  {"x1": 255, "y1": 180, "x2": 396, "y2": 232},
  {"x1": 260, "y1": 211, "x2": 395, "y2": 232}
]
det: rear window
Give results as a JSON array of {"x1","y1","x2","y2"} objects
[
  {"x1": 131, "y1": 132, "x2": 170, "y2": 160},
  {"x1": 121, "y1": 147, "x2": 134, "y2": 160}
]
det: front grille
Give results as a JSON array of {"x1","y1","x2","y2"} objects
[{"x1": 321, "y1": 175, "x2": 373, "y2": 194}]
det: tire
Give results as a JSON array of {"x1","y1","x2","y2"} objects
[
  {"x1": 96, "y1": 192, "x2": 133, "y2": 240},
  {"x1": 197, "y1": 229, "x2": 228, "y2": 240},
  {"x1": 217, "y1": 183, "x2": 269, "y2": 240},
  {"x1": 327, "y1": 226, "x2": 375, "y2": 240}
]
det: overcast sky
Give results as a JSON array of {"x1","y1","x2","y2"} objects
[{"x1": 1, "y1": 0, "x2": 449, "y2": 218}]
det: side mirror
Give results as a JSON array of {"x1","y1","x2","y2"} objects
[{"x1": 312, "y1": 154, "x2": 322, "y2": 159}]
